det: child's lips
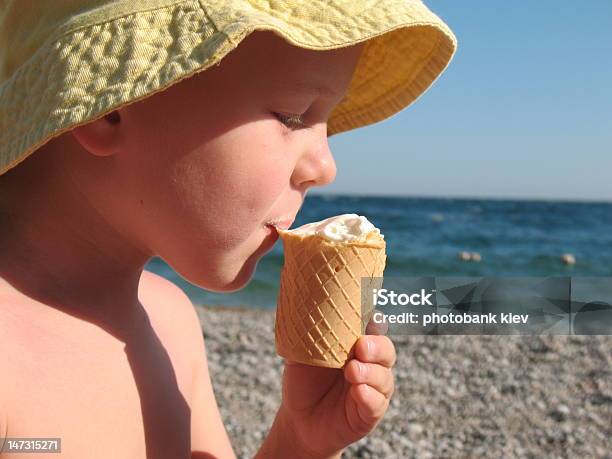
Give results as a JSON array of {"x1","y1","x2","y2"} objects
[{"x1": 265, "y1": 217, "x2": 295, "y2": 231}]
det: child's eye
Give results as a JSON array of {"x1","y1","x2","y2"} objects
[{"x1": 274, "y1": 112, "x2": 306, "y2": 130}]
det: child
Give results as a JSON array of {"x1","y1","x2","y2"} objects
[{"x1": 0, "y1": 1, "x2": 456, "y2": 457}]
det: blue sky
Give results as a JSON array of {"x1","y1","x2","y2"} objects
[{"x1": 318, "y1": 1, "x2": 612, "y2": 201}]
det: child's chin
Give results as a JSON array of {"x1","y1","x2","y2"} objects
[
  {"x1": 210, "y1": 233, "x2": 274, "y2": 292},
  {"x1": 169, "y1": 234, "x2": 271, "y2": 292},
  {"x1": 185, "y1": 258, "x2": 259, "y2": 293},
  {"x1": 221, "y1": 258, "x2": 260, "y2": 292}
]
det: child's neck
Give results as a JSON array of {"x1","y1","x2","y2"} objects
[{"x1": 0, "y1": 177, "x2": 152, "y2": 340}]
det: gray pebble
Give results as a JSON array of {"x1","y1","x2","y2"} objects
[
  {"x1": 549, "y1": 404, "x2": 571, "y2": 422},
  {"x1": 408, "y1": 423, "x2": 424, "y2": 436}
]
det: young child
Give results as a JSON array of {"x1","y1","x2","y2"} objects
[{"x1": 0, "y1": 1, "x2": 456, "y2": 458}]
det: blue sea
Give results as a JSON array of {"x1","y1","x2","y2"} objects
[{"x1": 145, "y1": 195, "x2": 612, "y2": 309}]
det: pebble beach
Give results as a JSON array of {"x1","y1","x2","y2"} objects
[{"x1": 196, "y1": 305, "x2": 612, "y2": 459}]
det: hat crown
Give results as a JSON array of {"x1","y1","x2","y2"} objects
[{"x1": 1, "y1": 0, "x2": 94, "y2": 83}]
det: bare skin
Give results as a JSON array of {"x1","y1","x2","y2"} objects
[
  {"x1": 0, "y1": 30, "x2": 395, "y2": 458},
  {"x1": 0, "y1": 270, "x2": 212, "y2": 458}
]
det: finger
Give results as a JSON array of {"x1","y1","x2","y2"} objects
[
  {"x1": 365, "y1": 310, "x2": 389, "y2": 335},
  {"x1": 344, "y1": 361, "x2": 395, "y2": 399},
  {"x1": 349, "y1": 384, "x2": 388, "y2": 428},
  {"x1": 354, "y1": 335, "x2": 396, "y2": 368}
]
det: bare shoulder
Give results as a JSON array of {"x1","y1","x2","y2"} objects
[
  {"x1": 139, "y1": 269, "x2": 192, "y2": 306},
  {"x1": 0, "y1": 271, "x2": 214, "y2": 458},
  {"x1": 138, "y1": 269, "x2": 201, "y2": 335},
  {"x1": 137, "y1": 270, "x2": 204, "y2": 372}
]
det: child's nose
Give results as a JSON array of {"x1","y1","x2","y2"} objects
[{"x1": 291, "y1": 132, "x2": 337, "y2": 190}]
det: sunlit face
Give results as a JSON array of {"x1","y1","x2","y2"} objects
[{"x1": 78, "y1": 31, "x2": 364, "y2": 292}]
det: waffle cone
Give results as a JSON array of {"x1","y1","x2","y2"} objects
[{"x1": 275, "y1": 229, "x2": 386, "y2": 368}]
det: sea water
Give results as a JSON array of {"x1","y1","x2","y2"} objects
[{"x1": 145, "y1": 195, "x2": 612, "y2": 309}]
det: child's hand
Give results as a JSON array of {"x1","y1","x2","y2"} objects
[{"x1": 278, "y1": 319, "x2": 395, "y2": 458}]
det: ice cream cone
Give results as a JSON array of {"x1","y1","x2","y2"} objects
[{"x1": 275, "y1": 225, "x2": 386, "y2": 368}]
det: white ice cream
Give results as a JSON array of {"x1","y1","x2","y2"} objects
[{"x1": 286, "y1": 214, "x2": 383, "y2": 242}]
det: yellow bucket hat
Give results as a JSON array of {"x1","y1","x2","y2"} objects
[{"x1": 0, "y1": 0, "x2": 457, "y2": 177}]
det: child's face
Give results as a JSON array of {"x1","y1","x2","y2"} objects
[{"x1": 92, "y1": 31, "x2": 363, "y2": 292}]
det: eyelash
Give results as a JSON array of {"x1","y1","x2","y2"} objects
[{"x1": 274, "y1": 112, "x2": 306, "y2": 130}]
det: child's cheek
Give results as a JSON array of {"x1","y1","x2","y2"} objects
[
  {"x1": 173, "y1": 122, "x2": 293, "y2": 232},
  {"x1": 221, "y1": 130, "x2": 293, "y2": 215}
]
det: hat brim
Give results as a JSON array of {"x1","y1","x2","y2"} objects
[{"x1": 205, "y1": 0, "x2": 457, "y2": 136}]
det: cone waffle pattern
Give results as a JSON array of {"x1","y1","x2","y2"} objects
[{"x1": 275, "y1": 232, "x2": 386, "y2": 368}]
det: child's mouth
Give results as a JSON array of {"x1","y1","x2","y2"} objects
[{"x1": 264, "y1": 218, "x2": 295, "y2": 231}]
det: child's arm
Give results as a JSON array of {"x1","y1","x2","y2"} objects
[
  {"x1": 139, "y1": 270, "x2": 235, "y2": 457},
  {"x1": 189, "y1": 311, "x2": 236, "y2": 459}
]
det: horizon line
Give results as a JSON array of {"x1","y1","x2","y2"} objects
[{"x1": 308, "y1": 191, "x2": 612, "y2": 204}]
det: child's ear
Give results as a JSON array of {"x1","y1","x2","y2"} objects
[{"x1": 70, "y1": 110, "x2": 123, "y2": 157}]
